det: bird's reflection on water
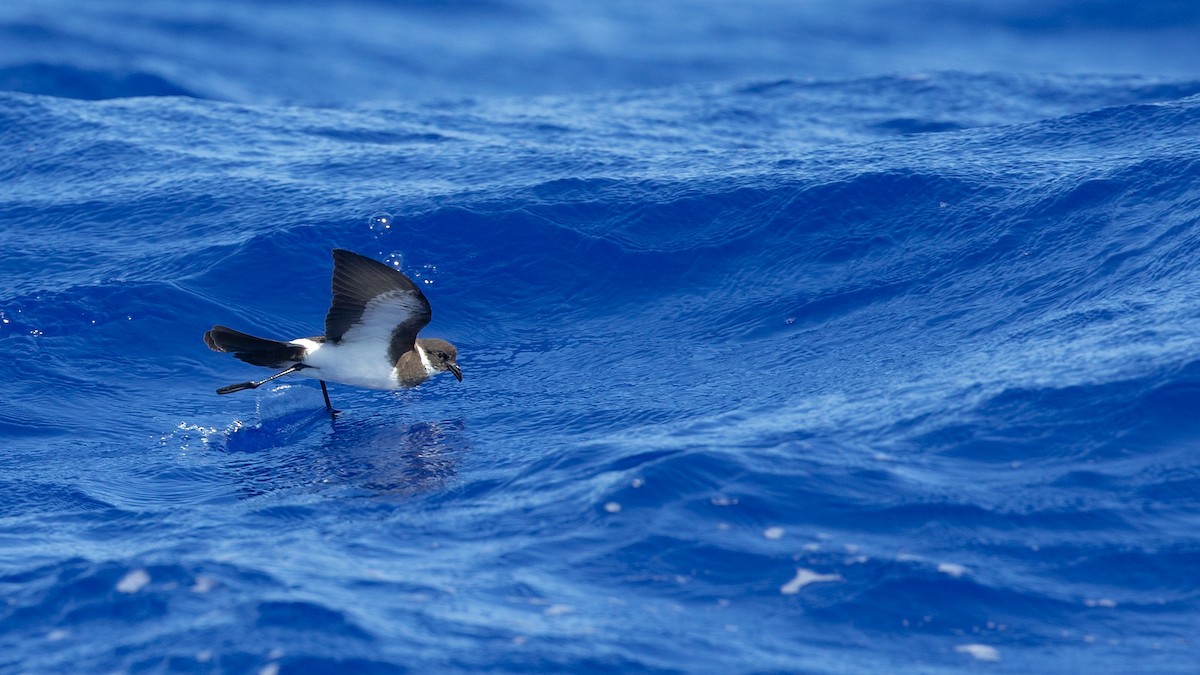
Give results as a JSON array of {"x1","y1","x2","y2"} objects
[{"x1": 217, "y1": 390, "x2": 468, "y2": 499}]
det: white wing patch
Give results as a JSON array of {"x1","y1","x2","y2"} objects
[
  {"x1": 339, "y1": 290, "x2": 426, "y2": 347},
  {"x1": 287, "y1": 290, "x2": 426, "y2": 390}
]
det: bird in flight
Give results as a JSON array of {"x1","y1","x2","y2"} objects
[{"x1": 204, "y1": 249, "x2": 461, "y2": 414}]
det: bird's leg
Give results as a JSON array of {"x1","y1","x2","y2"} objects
[
  {"x1": 216, "y1": 363, "x2": 306, "y2": 395},
  {"x1": 319, "y1": 380, "x2": 340, "y2": 417}
]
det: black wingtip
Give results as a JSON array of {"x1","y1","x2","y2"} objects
[{"x1": 324, "y1": 248, "x2": 431, "y2": 345}]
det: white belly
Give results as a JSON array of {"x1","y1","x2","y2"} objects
[{"x1": 290, "y1": 338, "x2": 401, "y2": 390}]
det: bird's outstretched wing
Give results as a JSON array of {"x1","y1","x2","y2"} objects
[{"x1": 325, "y1": 249, "x2": 432, "y2": 363}]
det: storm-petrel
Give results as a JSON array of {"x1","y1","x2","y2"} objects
[{"x1": 204, "y1": 248, "x2": 461, "y2": 414}]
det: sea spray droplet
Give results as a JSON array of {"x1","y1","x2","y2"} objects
[
  {"x1": 384, "y1": 252, "x2": 404, "y2": 270},
  {"x1": 369, "y1": 212, "x2": 394, "y2": 234}
]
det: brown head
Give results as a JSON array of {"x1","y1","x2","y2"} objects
[{"x1": 416, "y1": 337, "x2": 462, "y2": 382}]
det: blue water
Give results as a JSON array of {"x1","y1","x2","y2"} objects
[{"x1": 3, "y1": 1, "x2": 1200, "y2": 673}]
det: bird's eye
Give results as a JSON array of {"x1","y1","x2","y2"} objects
[{"x1": 436, "y1": 351, "x2": 448, "y2": 361}]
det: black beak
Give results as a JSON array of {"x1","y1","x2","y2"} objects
[{"x1": 448, "y1": 363, "x2": 462, "y2": 382}]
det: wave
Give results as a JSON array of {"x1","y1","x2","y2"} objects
[
  {"x1": 1, "y1": 72, "x2": 1199, "y2": 671},
  {"x1": 0, "y1": 63, "x2": 198, "y2": 100}
]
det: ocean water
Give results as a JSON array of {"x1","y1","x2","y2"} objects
[{"x1": 3, "y1": 1, "x2": 1200, "y2": 673}]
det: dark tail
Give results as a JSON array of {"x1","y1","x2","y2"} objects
[{"x1": 204, "y1": 325, "x2": 306, "y2": 368}]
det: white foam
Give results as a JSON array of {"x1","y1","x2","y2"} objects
[
  {"x1": 955, "y1": 644, "x2": 1000, "y2": 662},
  {"x1": 763, "y1": 527, "x2": 785, "y2": 540},
  {"x1": 167, "y1": 422, "x2": 226, "y2": 453},
  {"x1": 191, "y1": 576, "x2": 217, "y2": 593},
  {"x1": 937, "y1": 563, "x2": 968, "y2": 578},
  {"x1": 116, "y1": 568, "x2": 151, "y2": 594},
  {"x1": 780, "y1": 568, "x2": 843, "y2": 595}
]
